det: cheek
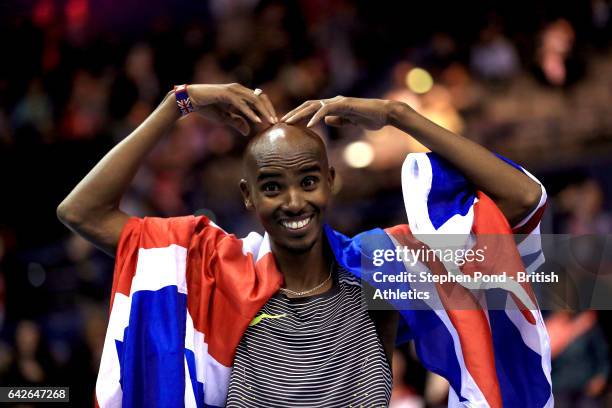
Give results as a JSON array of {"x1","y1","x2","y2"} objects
[
  {"x1": 310, "y1": 189, "x2": 331, "y2": 210},
  {"x1": 253, "y1": 199, "x2": 278, "y2": 222}
]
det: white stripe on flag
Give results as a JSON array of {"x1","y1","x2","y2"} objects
[
  {"x1": 387, "y1": 235, "x2": 488, "y2": 406},
  {"x1": 96, "y1": 293, "x2": 130, "y2": 407},
  {"x1": 402, "y1": 153, "x2": 476, "y2": 236},
  {"x1": 132, "y1": 245, "x2": 188, "y2": 295},
  {"x1": 184, "y1": 354, "x2": 197, "y2": 408},
  {"x1": 241, "y1": 232, "x2": 264, "y2": 258}
]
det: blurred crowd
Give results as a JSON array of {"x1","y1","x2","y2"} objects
[{"x1": 1, "y1": 0, "x2": 612, "y2": 406}]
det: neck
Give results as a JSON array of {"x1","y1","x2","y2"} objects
[{"x1": 271, "y1": 231, "x2": 332, "y2": 293}]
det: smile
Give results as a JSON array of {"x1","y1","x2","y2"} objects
[{"x1": 280, "y1": 215, "x2": 313, "y2": 231}]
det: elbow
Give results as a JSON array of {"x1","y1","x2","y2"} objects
[
  {"x1": 502, "y1": 183, "x2": 545, "y2": 226},
  {"x1": 56, "y1": 199, "x2": 84, "y2": 230},
  {"x1": 521, "y1": 183, "x2": 544, "y2": 213},
  {"x1": 509, "y1": 184, "x2": 545, "y2": 224}
]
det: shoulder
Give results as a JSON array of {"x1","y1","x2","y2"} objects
[{"x1": 121, "y1": 215, "x2": 259, "y2": 251}]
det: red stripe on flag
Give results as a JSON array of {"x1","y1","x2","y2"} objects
[
  {"x1": 473, "y1": 193, "x2": 537, "y2": 324},
  {"x1": 109, "y1": 217, "x2": 140, "y2": 310},
  {"x1": 513, "y1": 203, "x2": 547, "y2": 236},
  {"x1": 109, "y1": 216, "x2": 197, "y2": 309},
  {"x1": 386, "y1": 224, "x2": 503, "y2": 408},
  {"x1": 135, "y1": 216, "x2": 195, "y2": 249},
  {"x1": 110, "y1": 214, "x2": 282, "y2": 367},
  {"x1": 186, "y1": 217, "x2": 282, "y2": 367}
]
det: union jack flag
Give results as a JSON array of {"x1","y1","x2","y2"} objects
[
  {"x1": 177, "y1": 98, "x2": 194, "y2": 115},
  {"x1": 95, "y1": 152, "x2": 551, "y2": 407},
  {"x1": 174, "y1": 84, "x2": 195, "y2": 116}
]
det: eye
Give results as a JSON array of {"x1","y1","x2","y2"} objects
[
  {"x1": 261, "y1": 182, "x2": 281, "y2": 194},
  {"x1": 301, "y1": 176, "x2": 319, "y2": 189}
]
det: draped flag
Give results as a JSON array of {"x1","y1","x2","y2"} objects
[
  {"x1": 96, "y1": 152, "x2": 552, "y2": 407},
  {"x1": 398, "y1": 153, "x2": 552, "y2": 407},
  {"x1": 96, "y1": 217, "x2": 283, "y2": 408}
]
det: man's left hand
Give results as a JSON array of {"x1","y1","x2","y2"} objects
[{"x1": 281, "y1": 96, "x2": 394, "y2": 130}]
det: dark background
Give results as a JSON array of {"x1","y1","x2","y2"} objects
[{"x1": 1, "y1": 0, "x2": 611, "y2": 406}]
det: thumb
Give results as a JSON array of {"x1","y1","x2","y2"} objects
[
  {"x1": 228, "y1": 112, "x2": 250, "y2": 136},
  {"x1": 325, "y1": 116, "x2": 351, "y2": 127}
]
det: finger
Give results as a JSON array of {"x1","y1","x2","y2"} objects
[
  {"x1": 307, "y1": 103, "x2": 336, "y2": 127},
  {"x1": 233, "y1": 85, "x2": 275, "y2": 123},
  {"x1": 281, "y1": 100, "x2": 317, "y2": 122},
  {"x1": 284, "y1": 101, "x2": 323, "y2": 124},
  {"x1": 227, "y1": 112, "x2": 250, "y2": 136},
  {"x1": 250, "y1": 95, "x2": 275, "y2": 124},
  {"x1": 259, "y1": 93, "x2": 278, "y2": 122},
  {"x1": 231, "y1": 97, "x2": 262, "y2": 123},
  {"x1": 324, "y1": 116, "x2": 351, "y2": 127}
]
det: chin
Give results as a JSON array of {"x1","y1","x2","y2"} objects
[
  {"x1": 280, "y1": 237, "x2": 318, "y2": 254},
  {"x1": 272, "y1": 227, "x2": 322, "y2": 254}
]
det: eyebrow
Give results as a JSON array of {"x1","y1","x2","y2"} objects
[
  {"x1": 255, "y1": 163, "x2": 322, "y2": 182},
  {"x1": 256, "y1": 170, "x2": 282, "y2": 182},
  {"x1": 298, "y1": 164, "x2": 321, "y2": 174}
]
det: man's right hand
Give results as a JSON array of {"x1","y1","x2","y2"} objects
[
  {"x1": 187, "y1": 83, "x2": 277, "y2": 135},
  {"x1": 57, "y1": 83, "x2": 278, "y2": 256}
]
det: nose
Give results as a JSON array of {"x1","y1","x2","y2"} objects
[{"x1": 282, "y1": 186, "x2": 306, "y2": 214}]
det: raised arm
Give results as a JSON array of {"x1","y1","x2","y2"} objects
[
  {"x1": 282, "y1": 97, "x2": 542, "y2": 226},
  {"x1": 57, "y1": 83, "x2": 276, "y2": 256}
]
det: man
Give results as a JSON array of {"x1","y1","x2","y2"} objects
[
  {"x1": 228, "y1": 123, "x2": 396, "y2": 406},
  {"x1": 58, "y1": 84, "x2": 548, "y2": 407}
]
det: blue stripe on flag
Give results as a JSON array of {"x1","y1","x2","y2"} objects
[
  {"x1": 487, "y1": 307, "x2": 551, "y2": 407},
  {"x1": 324, "y1": 225, "x2": 466, "y2": 401},
  {"x1": 185, "y1": 349, "x2": 204, "y2": 408},
  {"x1": 115, "y1": 339, "x2": 124, "y2": 390},
  {"x1": 521, "y1": 250, "x2": 543, "y2": 269},
  {"x1": 427, "y1": 154, "x2": 475, "y2": 229},
  {"x1": 495, "y1": 154, "x2": 523, "y2": 171},
  {"x1": 118, "y1": 286, "x2": 187, "y2": 408},
  {"x1": 406, "y1": 310, "x2": 467, "y2": 403}
]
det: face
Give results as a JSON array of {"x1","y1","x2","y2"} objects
[{"x1": 240, "y1": 124, "x2": 335, "y2": 253}]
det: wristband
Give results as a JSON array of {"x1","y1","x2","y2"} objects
[{"x1": 173, "y1": 84, "x2": 195, "y2": 116}]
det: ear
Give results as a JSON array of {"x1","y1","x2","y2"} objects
[
  {"x1": 239, "y1": 179, "x2": 255, "y2": 210},
  {"x1": 328, "y1": 166, "x2": 336, "y2": 192}
]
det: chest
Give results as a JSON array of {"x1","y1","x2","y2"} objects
[{"x1": 226, "y1": 277, "x2": 392, "y2": 407}]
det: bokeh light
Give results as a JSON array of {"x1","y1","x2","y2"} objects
[
  {"x1": 343, "y1": 141, "x2": 375, "y2": 168},
  {"x1": 406, "y1": 68, "x2": 434, "y2": 94},
  {"x1": 27, "y1": 263, "x2": 46, "y2": 287}
]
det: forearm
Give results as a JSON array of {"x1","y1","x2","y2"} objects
[
  {"x1": 57, "y1": 82, "x2": 276, "y2": 255},
  {"x1": 57, "y1": 91, "x2": 179, "y2": 249},
  {"x1": 387, "y1": 101, "x2": 542, "y2": 225}
]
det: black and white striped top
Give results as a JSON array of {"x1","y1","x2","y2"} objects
[{"x1": 226, "y1": 266, "x2": 392, "y2": 407}]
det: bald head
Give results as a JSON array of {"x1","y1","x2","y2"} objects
[
  {"x1": 239, "y1": 123, "x2": 335, "y2": 253},
  {"x1": 243, "y1": 123, "x2": 329, "y2": 178}
]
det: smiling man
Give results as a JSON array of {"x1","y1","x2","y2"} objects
[
  {"x1": 58, "y1": 84, "x2": 552, "y2": 407},
  {"x1": 228, "y1": 124, "x2": 394, "y2": 406},
  {"x1": 240, "y1": 125, "x2": 334, "y2": 287}
]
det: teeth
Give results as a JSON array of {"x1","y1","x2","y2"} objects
[{"x1": 282, "y1": 217, "x2": 311, "y2": 230}]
